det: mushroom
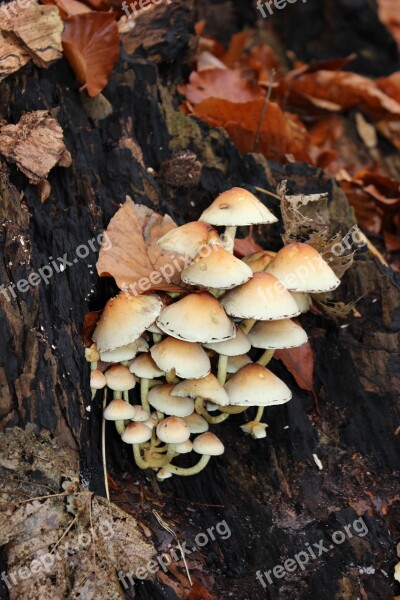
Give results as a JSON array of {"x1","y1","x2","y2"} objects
[
  {"x1": 266, "y1": 242, "x2": 340, "y2": 293},
  {"x1": 90, "y1": 370, "x2": 106, "y2": 394},
  {"x1": 163, "y1": 432, "x2": 224, "y2": 477},
  {"x1": 181, "y1": 245, "x2": 252, "y2": 290},
  {"x1": 227, "y1": 354, "x2": 252, "y2": 374},
  {"x1": 248, "y1": 318, "x2": 308, "y2": 366},
  {"x1": 171, "y1": 373, "x2": 230, "y2": 424},
  {"x1": 156, "y1": 468, "x2": 173, "y2": 481},
  {"x1": 203, "y1": 325, "x2": 251, "y2": 384},
  {"x1": 128, "y1": 353, "x2": 164, "y2": 413},
  {"x1": 240, "y1": 421, "x2": 268, "y2": 439},
  {"x1": 148, "y1": 384, "x2": 194, "y2": 418},
  {"x1": 104, "y1": 398, "x2": 136, "y2": 434},
  {"x1": 93, "y1": 292, "x2": 163, "y2": 353},
  {"x1": 156, "y1": 292, "x2": 235, "y2": 343},
  {"x1": 184, "y1": 412, "x2": 209, "y2": 434},
  {"x1": 121, "y1": 422, "x2": 153, "y2": 469},
  {"x1": 100, "y1": 338, "x2": 149, "y2": 363},
  {"x1": 157, "y1": 221, "x2": 216, "y2": 260},
  {"x1": 242, "y1": 250, "x2": 276, "y2": 273},
  {"x1": 199, "y1": 187, "x2": 277, "y2": 252},
  {"x1": 130, "y1": 405, "x2": 150, "y2": 422},
  {"x1": 150, "y1": 336, "x2": 211, "y2": 380},
  {"x1": 224, "y1": 363, "x2": 291, "y2": 407},
  {"x1": 290, "y1": 291, "x2": 312, "y2": 313},
  {"x1": 104, "y1": 365, "x2": 136, "y2": 433}
]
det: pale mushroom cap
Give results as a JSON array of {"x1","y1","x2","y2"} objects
[
  {"x1": 121, "y1": 422, "x2": 152, "y2": 444},
  {"x1": 199, "y1": 187, "x2": 278, "y2": 226},
  {"x1": 93, "y1": 293, "x2": 163, "y2": 352},
  {"x1": 104, "y1": 399, "x2": 136, "y2": 421},
  {"x1": 221, "y1": 272, "x2": 300, "y2": 320},
  {"x1": 266, "y1": 243, "x2": 341, "y2": 293},
  {"x1": 184, "y1": 412, "x2": 209, "y2": 433},
  {"x1": 104, "y1": 365, "x2": 136, "y2": 391},
  {"x1": 156, "y1": 416, "x2": 191, "y2": 444},
  {"x1": 224, "y1": 364, "x2": 292, "y2": 406},
  {"x1": 150, "y1": 337, "x2": 211, "y2": 379},
  {"x1": 147, "y1": 322, "x2": 163, "y2": 334},
  {"x1": 148, "y1": 384, "x2": 194, "y2": 417},
  {"x1": 171, "y1": 374, "x2": 229, "y2": 406},
  {"x1": 173, "y1": 440, "x2": 193, "y2": 454},
  {"x1": 156, "y1": 292, "x2": 235, "y2": 343},
  {"x1": 291, "y1": 291, "x2": 312, "y2": 313},
  {"x1": 243, "y1": 250, "x2": 276, "y2": 273},
  {"x1": 248, "y1": 319, "x2": 308, "y2": 349},
  {"x1": 144, "y1": 415, "x2": 158, "y2": 430},
  {"x1": 181, "y1": 245, "x2": 252, "y2": 289},
  {"x1": 131, "y1": 405, "x2": 150, "y2": 422},
  {"x1": 193, "y1": 432, "x2": 224, "y2": 456},
  {"x1": 85, "y1": 344, "x2": 100, "y2": 363},
  {"x1": 227, "y1": 354, "x2": 252, "y2": 374},
  {"x1": 157, "y1": 221, "x2": 215, "y2": 259},
  {"x1": 128, "y1": 353, "x2": 164, "y2": 378},
  {"x1": 90, "y1": 370, "x2": 107, "y2": 389},
  {"x1": 240, "y1": 421, "x2": 268, "y2": 439},
  {"x1": 100, "y1": 338, "x2": 149, "y2": 362},
  {"x1": 157, "y1": 468, "x2": 173, "y2": 480},
  {"x1": 203, "y1": 325, "x2": 251, "y2": 356}
]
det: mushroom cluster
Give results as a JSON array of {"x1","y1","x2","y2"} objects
[{"x1": 88, "y1": 187, "x2": 341, "y2": 480}]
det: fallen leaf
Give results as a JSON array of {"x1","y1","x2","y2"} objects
[
  {"x1": 42, "y1": 0, "x2": 92, "y2": 18},
  {"x1": 82, "y1": 309, "x2": 102, "y2": 347},
  {"x1": 0, "y1": 1, "x2": 63, "y2": 68},
  {"x1": 0, "y1": 110, "x2": 72, "y2": 183},
  {"x1": 275, "y1": 341, "x2": 315, "y2": 394},
  {"x1": 96, "y1": 197, "x2": 188, "y2": 293},
  {"x1": 234, "y1": 231, "x2": 265, "y2": 257},
  {"x1": 37, "y1": 179, "x2": 52, "y2": 202},
  {"x1": 186, "y1": 581, "x2": 214, "y2": 600},
  {"x1": 62, "y1": 12, "x2": 119, "y2": 97},
  {"x1": 377, "y1": 0, "x2": 400, "y2": 46},
  {"x1": 182, "y1": 68, "x2": 264, "y2": 104},
  {"x1": 221, "y1": 31, "x2": 248, "y2": 68}
]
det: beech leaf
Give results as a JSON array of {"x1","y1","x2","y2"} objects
[{"x1": 275, "y1": 342, "x2": 315, "y2": 394}]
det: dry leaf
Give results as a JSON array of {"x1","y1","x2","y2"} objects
[
  {"x1": 186, "y1": 580, "x2": 214, "y2": 600},
  {"x1": 42, "y1": 0, "x2": 92, "y2": 18},
  {"x1": 377, "y1": 0, "x2": 400, "y2": 46},
  {"x1": 275, "y1": 342, "x2": 315, "y2": 394},
  {"x1": 0, "y1": 111, "x2": 72, "y2": 183},
  {"x1": 181, "y1": 68, "x2": 264, "y2": 104},
  {"x1": 234, "y1": 231, "x2": 265, "y2": 257},
  {"x1": 0, "y1": 2, "x2": 63, "y2": 68},
  {"x1": 96, "y1": 197, "x2": 188, "y2": 293},
  {"x1": 62, "y1": 13, "x2": 119, "y2": 97}
]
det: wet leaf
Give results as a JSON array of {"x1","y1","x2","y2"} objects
[
  {"x1": 275, "y1": 342, "x2": 314, "y2": 394},
  {"x1": 62, "y1": 13, "x2": 119, "y2": 97}
]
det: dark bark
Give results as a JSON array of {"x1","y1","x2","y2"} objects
[{"x1": 0, "y1": 1, "x2": 399, "y2": 599}]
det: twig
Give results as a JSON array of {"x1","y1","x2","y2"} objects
[
  {"x1": 152, "y1": 510, "x2": 193, "y2": 587},
  {"x1": 254, "y1": 186, "x2": 281, "y2": 201},
  {"x1": 102, "y1": 388, "x2": 110, "y2": 502},
  {"x1": 253, "y1": 68, "x2": 276, "y2": 152}
]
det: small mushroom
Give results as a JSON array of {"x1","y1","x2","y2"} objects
[
  {"x1": 148, "y1": 384, "x2": 194, "y2": 418},
  {"x1": 163, "y1": 432, "x2": 224, "y2": 477},
  {"x1": 100, "y1": 338, "x2": 149, "y2": 363},
  {"x1": 128, "y1": 353, "x2": 164, "y2": 413},
  {"x1": 181, "y1": 245, "x2": 252, "y2": 290},
  {"x1": 204, "y1": 325, "x2": 251, "y2": 384},
  {"x1": 150, "y1": 336, "x2": 211, "y2": 380},
  {"x1": 121, "y1": 422, "x2": 152, "y2": 469},
  {"x1": 249, "y1": 318, "x2": 308, "y2": 366},
  {"x1": 104, "y1": 398, "x2": 136, "y2": 434},
  {"x1": 157, "y1": 221, "x2": 216, "y2": 260}
]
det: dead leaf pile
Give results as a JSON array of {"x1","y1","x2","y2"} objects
[{"x1": 0, "y1": 110, "x2": 72, "y2": 183}]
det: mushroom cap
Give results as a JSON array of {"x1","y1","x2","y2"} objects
[
  {"x1": 90, "y1": 370, "x2": 107, "y2": 389},
  {"x1": 184, "y1": 412, "x2": 209, "y2": 433},
  {"x1": 240, "y1": 421, "x2": 268, "y2": 439},
  {"x1": 131, "y1": 405, "x2": 150, "y2": 422},
  {"x1": 104, "y1": 399, "x2": 136, "y2": 421},
  {"x1": 242, "y1": 250, "x2": 276, "y2": 273},
  {"x1": 291, "y1": 291, "x2": 312, "y2": 313},
  {"x1": 121, "y1": 422, "x2": 152, "y2": 444},
  {"x1": 224, "y1": 364, "x2": 292, "y2": 406},
  {"x1": 104, "y1": 365, "x2": 136, "y2": 391},
  {"x1": 150, "y1": 337, "x2": 210, "y2": 379},
  {"x1": 157, "y1": 221, "x2": 215, "y2": 260},
  {"x1": 199, "y1": 187, "x2": 278, "y2": 226},
  {"x1": 128, "y1": 353, "x2": 164, "y2": 378},
  {"x1": 203, "y1": 325, "x2": 251, "y2": 356},
  {"x1": 181, "y1": 245, "x2": 252, "y2": 290},
  {"x1": 249, "y1": 319, "x2": 308, "y2": 349},
  {"x1": 100, "y1": 338, "x2": 149, "y2": 363},
  {"x1": 148, "y1": 384, "x2": 194, "y2": 417},
  {"x1": 147, "y1": 322, "x2": 163, "y2": 334},
  {"x1": 221, "y1": 272, "x2": 300, "y2": 320},
  {"x1": 193, "y1": 432, "x2": 224, "y2": 456},
  {"x1": 266, "y1": 243, "x2": 340, "y2": 293},
  {"x1": 171, "y1": 374, "x2": 229, "y2": 406},
  {"x1": 93, "y1": 293, "x2": 163, "y2": 352},
  {"x1": 227, "y1": 354, "x2": 252, "y2": 374},
  {"x1": 144, "y1": 415, "x2": 158, "y2": 430},
  {"x1": 85, "y1": 344, "x2": 100, "y2": 363},
  {"x1": 156, "y1": 292, "x2": 235, "y2": 343},
  {"x1": 156, "y1": 416, "x2": 191, "y2": 444},
  {"x1": 173, "y1": 440, "x2": 193, "y2": 454},
  {"x1": 156, "y1": 468, "x2": 173, "y2": 481}
]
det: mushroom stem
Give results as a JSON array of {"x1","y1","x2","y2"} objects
[
  {"x1": 101, "y1": 389, "x2": 110, "y2": 502},
  {"x1": 140, "y1": 378, "x2": 151, "y2": 413},
  {"x1": 217, "y1": 354, "x2": 228, "y2": 385},
  {"x1": 112, "y1": 390, "x2": 126, "y2": 435},
  {"x1": 153, "y1": 333, "x2": 162, "y2": 344},
  {"x1": 257, "y1": 349, "x2": 275, "y2": 367},
  {"x1": 194, "y1": 397, "x2": 230, "y2": 424},
  {"x1": 163, "y1": 454, "x2": 211, "y2": 476},
  {"x1": 224, "y1": 226, "x2": 237, "y2": 253},
  {"x1": 146, "y1": 446, "x2": 177, "y2": 468},
  {"x1": 254, "y1": 406, "x2": 265, "y2": 423},
  {"x1": 166, "y1": 369, "x2": 178, "y2": 383},
  {"x1": 241, "y1": 319, "x2": 256, "y2": 334},
  {"x1": 218, "y1": 405, "x2": 248, "y2": 414},
  {"x1": 123, "y1": 390, "x2": 129, "y2": 401},
  {"x1": 133, "y1": 444, "x2": 150, "y2": 469},
  {"x1": 90, "y1": 360, "x2": 98, "y2": 399}
]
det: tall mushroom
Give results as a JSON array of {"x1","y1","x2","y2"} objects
[{"x1": 128, "y1": 353, "x2": 164, "y2": 413}]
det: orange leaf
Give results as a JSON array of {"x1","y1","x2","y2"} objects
[
  {"x1": 186, "y1": 581, "x2": 214, "y2": 600},
  {"x1": 221, "y1": 31, "x2": 248, "y2": 68},
  {"x1": 275, "y1": 342, "x2": 314, "y2": 394},
  {"x1": 182, "y1": 68, "x2": 264, "y2": 104},
  {"x1": 62, "y1": 13, "x2": 119, "y2": 97},
  {"x1": 42, "y1": 0, "x2": 91, "y2": 17},
  {"x1": 96, "y1": 198, "x2": 188, "y2": 294},
  {"x1": 234, "y1": 233, "x2": 264, "y2": 257},
  {"x1": 82, "y1": 309, "x2": 102, "y2": 347}
]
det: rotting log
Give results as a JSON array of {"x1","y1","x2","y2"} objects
[{"x1": 0, "y1": 1, "x2": 399, "y2": 599}]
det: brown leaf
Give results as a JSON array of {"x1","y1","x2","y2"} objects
[
  {"x1": 221, "y1": 31, "x2": 248, "y2": 68},
  {"x1": 275, "y1": 342, "x2": 314, "y2": 394},
  {"x1": 42, "y1": 0, "x2": 92, "y2": 18},
  {"x1": 82, "y1": 309, "x2": 102, "y2": 347},
  {"x1": 234, "y1": 232, "x2": 264, "y2": 257},
  {"x1": 377, "y1": 0, "x2": 400, "y2": 46},
  {"x1": 0, "y1": 1, "x2": 63, "y2": 68},
  {"x1": 96, "y1": 197, "x2": 188, "y2": 293},
  {"x1": 186, "y1": 581, "x2": 214, "y2": 600},
  {"x1": 182, "y1": 68, "x2": 264, "y2": 105},
  {"x1": 37, "y1": 179, "x2": 52, "y2": 202},
  {"x1": 62, "y1": 13, "x2": 119, "y2": 97},
  {"x1": 0, "y1": 110, "x2": 71, "y2": 183}
]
